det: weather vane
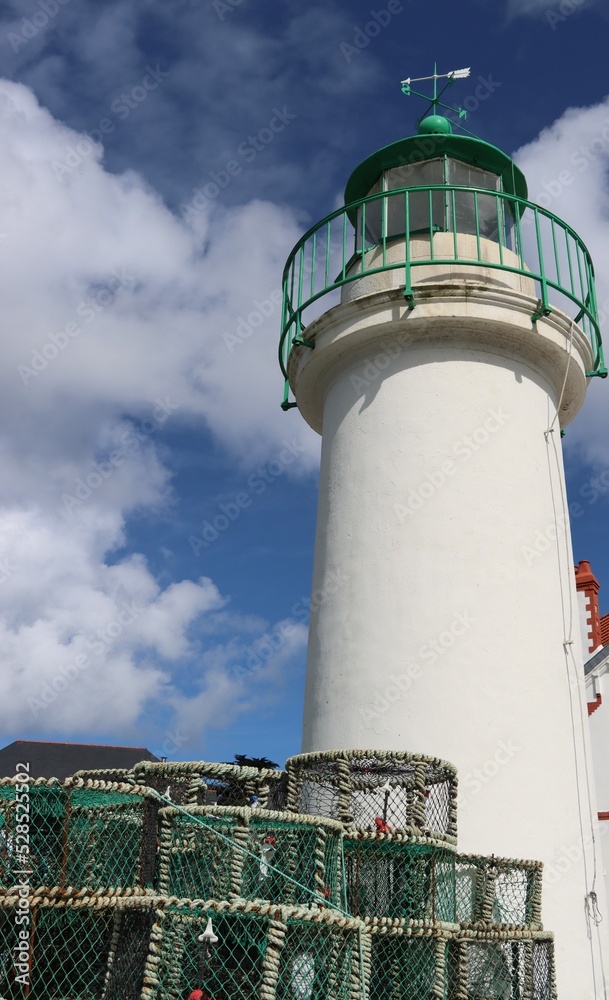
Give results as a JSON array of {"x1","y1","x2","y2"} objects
[{"x1": 401, "y1": 63, "x2": 471, "y2": 127}]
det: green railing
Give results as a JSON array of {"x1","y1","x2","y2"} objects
[{"x1": 279, "y1": 184, "x2": 606, "y2": 408}]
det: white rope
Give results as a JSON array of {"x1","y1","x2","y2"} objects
[{"x1": 544, "y1": 352, "x2": 608, "y2": 997}]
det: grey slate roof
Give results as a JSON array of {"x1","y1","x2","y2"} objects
[{"x1": 0, "y1": 740, "x2": 158, "y2": 780}]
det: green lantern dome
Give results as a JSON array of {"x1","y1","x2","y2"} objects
[{"x1": 418, "y1": 114, "x2": 453, "y2": 135}]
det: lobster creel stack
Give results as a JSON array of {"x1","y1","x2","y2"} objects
[
  {"x1": 0, "y1": 753, "x2": 556, "y2": 998},
  {"x1": 285, "y1": 750, "x2": 556, "y2": 1000}
]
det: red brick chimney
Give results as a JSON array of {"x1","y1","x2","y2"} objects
[{"x1": 575, "y1": 559, "x2": 601, "y2": 654}]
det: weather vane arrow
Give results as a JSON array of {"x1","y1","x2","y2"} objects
[{"x1": 401, "y1": 62, "x2": 471, "y2": 126}]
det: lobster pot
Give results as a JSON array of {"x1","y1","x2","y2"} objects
[
  {"x1": 130, "y1": 760, "x2": 287, "y2": 810},
  {"x1": 455, "y1": 855, "x2": 543, "y2": 929},
  {"x1": 286, "y1": 751, "x2": 457, "y2": 843},
  {"x1": 0, "y1": 899, "x2": 117, "y2": 1000},
  {"x1": 367, "y1": 926, "x2": 557, "y2": 1000},
  {"x1": 0, "y1": 780, "x2": 65, "y2": 890},
  {"x1": 64, "y1": 788, "x2": 158, "y2": 890},
  {"x1": 368, "y1": 931, "x2": 443, "y2": 1000},
  {"x1": 156, "y1": 805, "x2": 344, "y2": 908},
  {"x1": 103, "y1": 908, "x2": 156, "y2": 1000},
  {"x1": 148, "y1": 900, "x2": 367, "y2": 1000},
  {"x1": 446, "y1": 934, "x2": 557, "y2": 1000},
  {"x1": 0, "y1": 780, "x2": 157, "y2": 892},
  {"x1": 344, "y1": 836, "x2": 456, "y2": 922}
]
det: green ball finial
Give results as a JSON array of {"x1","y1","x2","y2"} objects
[{"x1": 418, "y1": 115, "x2": 453, "y2": 136}]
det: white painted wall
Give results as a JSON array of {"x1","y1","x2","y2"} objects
[
  {"x1": 588, "y1": 677, "x2": 609, "y2": 890},
  {"x1": 290, "y1": 283, "x2": 609, "y2": 998}
]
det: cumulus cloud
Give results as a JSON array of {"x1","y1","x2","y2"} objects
[
  {"x1": 0, "y1": 0, "x2": 380, "y2": 213},
  {"x1": 514, "y1": 96, "x2": 609, "y2": 465},
  {"x1": 0, "y1": 78, "x2": 312, "y2": 744}
]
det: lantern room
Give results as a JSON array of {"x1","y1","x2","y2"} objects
[{"x1": 344, "y1": 113, "x2": 528, "y2": 250}]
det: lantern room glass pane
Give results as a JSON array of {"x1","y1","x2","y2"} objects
[
  {"x1": 446, "y1": 159, "x2": 501, "y2": 192},
  {"x1": 385, "y1": 161, "x2": 447, "y2": 239},
  {"x1": 384, "y1": 158, "x2": 445, "y2": 191},
  {"x1": 356, "y1": 175, "x2": 383, "y2": 248},
  {"x1": 354, "y1": 156, "x2": 514, "y2": 250},
  {"x1": 448, "y1": 190, "x2": 515, "y2": 247}
]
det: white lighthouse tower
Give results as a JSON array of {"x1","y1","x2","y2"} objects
[{"x1": 279, "y1": 70, "x2": 609, "y2": 996}]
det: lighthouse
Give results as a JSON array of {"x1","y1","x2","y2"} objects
[{"x1": 279, "y1": 70, "x2": 609, "y2": 995}]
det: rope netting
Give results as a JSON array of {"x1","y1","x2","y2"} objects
[
  {"x1": 157, "y1": 805, "x2": 344, "y2": 909},
  {"x1": 0, "y1": 895, "x2": 366, "y2": 1000},
  {"x1": 367, "y1": 929, "x2": 557, "y2": 1000},
  {"x1": 343, "y1": 836, "x2": 543, "y2": 929},
  {"x1": 447, "y1": 934, "x2": 557, "y2": 999},
  {"x1": 285, "y1": 751, "x2": 458, "y2": 844},
  {"x1": 344, "y1": 838, "x2": 456, "y2": 923},
  {"x1": 76, "y1": 761, "x2": 287, "y2": 811},
  {"x1": 455, "y1": 856, "x2": 543, "y2": 930},
  {"x1": 147, "y1": 900, "x2": 365, "y2": 1000},
  {"x1": 0, "y1": 753, "x2": 559, "y2": 998},
  {"x1": 0, "y1": 778, "x2": 158, "y2": 892}
]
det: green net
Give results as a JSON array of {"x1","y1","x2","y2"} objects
[
  {"x1": 344, "y1": 837, "x2": 456, "y2": 922},
  {"x1": 0, "y1": 901, "x2": 115, "y2": 999},
  {"x1": 0, "y1": 779, "x2": 158, "y2": 892},
  {"x1": 365, "y1": 929, "x2": 556, "y2": 1000},
  {"x1": 104, "y1": 908, "x2": 155, "y2": 1000},
  {"x1": 75, "y1": 760, "x2": 288, "y2": 810},
  {"x1": 285, "y1": 751, "x2": 458, "y2": 843},
  {"x1": 157, "y1": 806, "x2": 344, "y2": 908},
  {"x1": 0, "y1": 895, "x2": 367, "y2": 999},
  {"x1": 147, "y1": 901, "x2": 364, "y2": 1000},
  {"x1": 0, "y1": 760, "x2": 559, "y2": 999},
  {"x1": 368, "y1": 932, "x2": 441, "y2": 1000}
]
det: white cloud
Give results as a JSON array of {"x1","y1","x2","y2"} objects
[
  {"x1": 0, "y1": 78, "x2": 313, "y2": 742},
  {"x1": 513, "y1": 96, "x2": 609, "y2": 466},
  {"x1": 170, "y1": 618, "x2": 309, "y2": 740}
]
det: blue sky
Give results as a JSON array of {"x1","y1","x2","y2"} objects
[{"x1": 0, "y1": 0, "x2": 608, "y2": 767}]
